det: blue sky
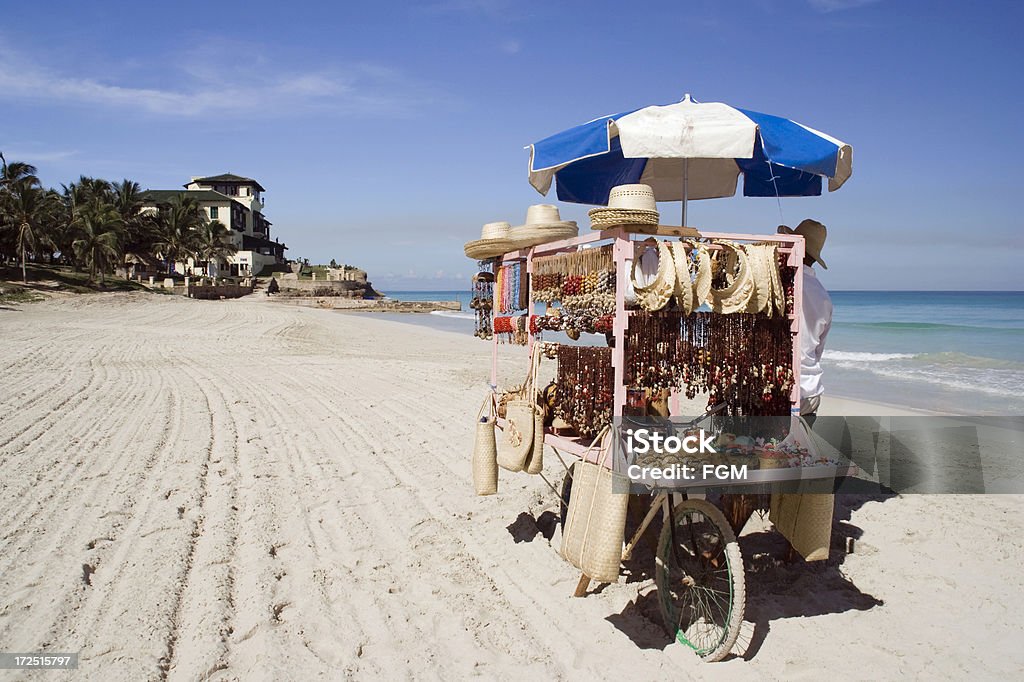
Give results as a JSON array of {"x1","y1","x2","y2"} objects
[{"x1": 2, "y1": 0, "x2": 1021, "y2": 290}]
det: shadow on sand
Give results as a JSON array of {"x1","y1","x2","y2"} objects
[{"x1": 604, "y1": 492, "x2": 890, "y2": 660}]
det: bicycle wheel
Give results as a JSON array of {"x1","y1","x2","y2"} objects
[{"x1": 655, "y1": 498, "x2": 745, "y2": 662}]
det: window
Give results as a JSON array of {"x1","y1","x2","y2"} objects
[{"x1": 210, "y1": 206, "x2": 219, "y2": 219}]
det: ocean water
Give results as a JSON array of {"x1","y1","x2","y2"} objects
[
  {"x1": 378, "y1": 290, "x2": 1024, "y2": 414},
  {"x1": 824, "y1": 291, "x2": 1024, "y2": 414}
]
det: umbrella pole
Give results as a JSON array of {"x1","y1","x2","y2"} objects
[{"x1": 681, "y1": 158, "x2": 689, "y2": 226}]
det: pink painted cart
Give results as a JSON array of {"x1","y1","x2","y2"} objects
[{"x1": 487, "y1": 225, "x2": 856, "y2": 661}]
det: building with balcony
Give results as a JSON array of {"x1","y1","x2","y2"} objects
[{"x1": 140, "y1": 173, "x2": 287, "y2": 277}]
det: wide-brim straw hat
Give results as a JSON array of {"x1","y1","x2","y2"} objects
[
  {"x1": 589, "y1": 184, "x2": 660, "y2": 229},
  {"x1": 778, "y1": 219, "x2": 828, "y2": 269},
  {"x1": 465, "y1": 207, "x2": 579, "y2": 259},
  {"x1": 465, "y1": 221, "x2": 516, "y2": 259},
  {"x1": 507, "y1": 204, "x2": 578, "y2": 249}
]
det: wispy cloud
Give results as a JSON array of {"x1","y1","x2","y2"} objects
[
  {"x1": 0, "y1": 43, "x2": 438, "y2": 119},
  {"x1": 807, "y1": 0, "x2": 882, "y2": 12},
  {"x1": 499, "y1": 39, "x2": 521, "y2": 55}
]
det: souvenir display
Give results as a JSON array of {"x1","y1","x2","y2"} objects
[
  {"x1": 555, "y1": 345, "x2": 614, "y2": 438},
  {"x1": 466, "y1": 103, "x2": 857, "y2": 638},
  {"x1": 624, "y1": 311, "x2": 794, "y2": 416}
]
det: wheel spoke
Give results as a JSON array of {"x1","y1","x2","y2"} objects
[{"x1": 657, "y1": 501, "x2": 743, "y2": 661}]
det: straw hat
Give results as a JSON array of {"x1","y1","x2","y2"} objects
[
  {"x1": 464, "y1": 221, "x2": 515, "y2": 259},
  {"x1": 778, "y1": 219, "x2": 828, "y2": 269},
  {"x1": 590, "y1": 184, "x2": 660, "y2": 229},
  {"x1": 465, "y1": 206, "x2": 578, "y2": 260},
  {"x1": 508, "y1": 204, "x2": 578, "y2": 249}
]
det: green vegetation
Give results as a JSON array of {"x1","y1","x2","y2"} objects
[
  {"x1": 0, "y1": 285, "x2": 44, "y2": 304},
  {"x1": 0, "y1": 152, "x2": 238, "y2": 287},
  {"x1": 0, "y1": 263, "x2": 151, "y2": 300}
]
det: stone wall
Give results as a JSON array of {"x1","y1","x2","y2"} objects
[{"x1": 274, "y1": 279, "x2": 364, "y2": 294}]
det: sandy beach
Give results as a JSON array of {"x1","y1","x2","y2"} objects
[{"x1": 1, "y1": 293, "x2": 1022, "y2": 680}]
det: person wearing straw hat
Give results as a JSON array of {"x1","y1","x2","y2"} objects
[{"x1": 777, "y1": 219, "x2": 832, "y2": 420}]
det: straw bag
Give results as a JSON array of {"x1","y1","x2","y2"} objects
[
  {"x1": 560, "y1": 430, "x2": 628, "y2": 584},
  {"x1": 523, "y1": 406, "x2": 544, "y2": 474},
  {"x1": 496, "y1": 345, "x2": 544, "y2": 473},
  {"x1": 770, "y1": 492, "x2": 834, "y2": 561},
  {"x1": 769, "y1": 416, "x2": 833, "y2": 560},
  {"x1": 472, "y1": 394, "x2": 499, "y2": 495}
]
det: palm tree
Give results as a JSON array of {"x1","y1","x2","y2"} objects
[
  {"x1": 2, "y1": 178, "x2": 58, "y2": 283},
  {"x1": 0, "y1": 154, "x2": 39, "y2": 187},
  {"x1": 111, "y1": 179, "x2": 158, "y2": 271},
  {"x1": 72, "y1": 198, "x2": 123, "y2": 284},
  {"x1": 152, "y1": 194, "x2": 205, "y2": 274},
  {"x1": 194, "y1": 219, "x2": 237, "y2": 277},
  {"x1": 59, "y1": 178, "x2": 112, "y2": 270}
]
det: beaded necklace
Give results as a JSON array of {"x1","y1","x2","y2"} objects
[
  {"x1": 624, "y1": 310, "x2": 795, "y2": 416},
  {"x1": 554, "y1": 344, "x2": 614, "y2": 438}
]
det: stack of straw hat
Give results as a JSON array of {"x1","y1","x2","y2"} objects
[
  {"x1": 465, "y1": 205, "x2": 578, "y2": 260},
  {"x1": 589, "y1": 184, "x2": 660, "y2": 230}
]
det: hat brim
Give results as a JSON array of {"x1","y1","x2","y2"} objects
[
  {"x1": 507, "y1": 223, "x2": 579, "y2": 250},
  {"x1": 777, "y1": 225, "x2": 827, "y2": 269},
  {"x1": 464, "y1": 237, "x2": 517, "y2": 260},
  {"x1": 589, "y1": 208, "x2": 660, "y2": 229},
  {"x1": 465, "y1": 223, "x2": 579, "y2": 259}
]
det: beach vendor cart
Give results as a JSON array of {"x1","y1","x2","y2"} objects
[{"x1": 467, "y1": 96, "x2": 856, "y2": 662}]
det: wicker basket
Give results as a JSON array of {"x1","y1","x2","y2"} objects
[
  {"x1": 472, "y1": 395, "x2": 498, "y2": 495},
  {"x1": 770, "y1": 492, "x2": 834, "y2": 562},
  {"x1": 524, "y1": 409, "x2": 544, "y2": 475},
  {"x1": 589, "y1": 208, "x2": 660, "y2": 230},
  {"x1": 560, "y1": 433, "x2": 628, "y2": 584}
]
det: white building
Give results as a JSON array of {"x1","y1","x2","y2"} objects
[{"x1": 140, "y1": 173, "x2": 287, "y2": 276}]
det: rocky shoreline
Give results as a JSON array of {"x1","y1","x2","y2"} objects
[{"x1": 267, "y1": 296, "x2": 460, "y2": 312}]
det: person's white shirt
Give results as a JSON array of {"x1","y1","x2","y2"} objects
[{"x1": 799, "y1": 264, "x2": 833, "y2": 400}]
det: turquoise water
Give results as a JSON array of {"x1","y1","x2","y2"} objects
[
  {"x1": 824, "y1": 292, "x2": 1024, "y2": 413},
  {"x1": 380, "y1": 290, "x2": 1024, "y2": 414}
]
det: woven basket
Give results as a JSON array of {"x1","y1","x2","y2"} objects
[
  {"x1": 472, "y1": 395, "x2": 498, "y2": 495},
  {"x1": 589, "y1": 208, "x2": 660, "y2": 230},
  {"x1": 560, "y1": 433, "x2": 628, "y2": 584},
  {"x1": 770, "y1": 492, "x2": 834, "y2": 562},
  {"x1": 524, "y1": 409, "x2": 544, "y2": 474}
]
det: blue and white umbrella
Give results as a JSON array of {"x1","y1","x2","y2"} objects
[{"x1": 527, "y1": 95, "x2": 852, "y2": 222}]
